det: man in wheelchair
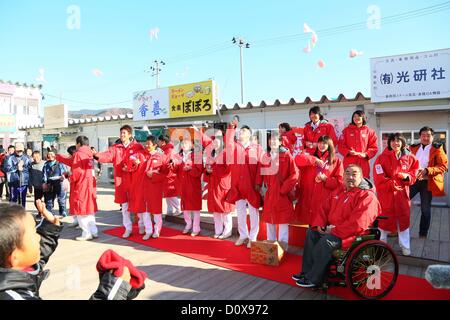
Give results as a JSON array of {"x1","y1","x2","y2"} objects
[{"x1": 293, "y1": 164, "x2": 381, "y2": 288}]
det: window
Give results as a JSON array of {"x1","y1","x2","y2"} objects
[{"x1": 380, "y1": 130, "x2": 447, "y2": 153}]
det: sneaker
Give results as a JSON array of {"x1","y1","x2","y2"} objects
[
  {"x1": 191, "y1": 232, "x2": 199, "y2": 237},
  {"x1": 401, "y1": 247, "x2": 411, "y2": 256},
  {"x1": 292, "y1": 273, "x2": 305, "y2": 282},
  {"x1": 152, "y1": 233, "x2": 159, "y2": 239},
  {"x1": 122, "y1": 230, "x2": 132, "y2": 238},
  {"x1": 218, "y1": 231, "x2": 232, "y2": 239},
  {"x1": 143, "y1": 233, "x2": 152, "y2": 240},
  {"x1": 213, "y1": 234, "x2": 220, "y2": 239},
  {"x1": 247, "y1": 241, "x2": 252, "y2": 249},
  {"x1": 75, "y1": 235, "x2": 93, "y2": 241},
  {"x1": 92, "y1": 233, "x2": 98, "y2": 239},
  {"x1": 296, "y1": 278, "x2": 317, "y2": 288},
  {"x1": 139, "y1": 227, "x2": 145, "y2": 235},
  {"x1": 182, "y1": 228, "x2": 191, "y2": 234},
  {"x1": 235, "y1": 238, "x2": 249, "y2": 246}
]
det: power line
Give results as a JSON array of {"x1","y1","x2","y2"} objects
[
  {"x1": 40, "y1": 1, "x2": 450, "y2": 102},
  {"x1": 251, "y1": 1, "x2": 450, "y2": 48}
]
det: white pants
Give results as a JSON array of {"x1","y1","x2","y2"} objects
[
  {"x1": 166, "y1": 197, "x2": 181, "y2": 215},
  {"x1": 77, "y1": 214, "x2": 98, "y2": 237},
  {"x1": 380, "y1": 227, "x2": 410, "y2": 250},
  {"x1": 184, "y1": 211, "x2": 201, "y2": 233},
  {"x1": 122, "y1": 202, "x2": 133, "y2": 231},
  {"x1": 213, "y1": 213, "x2": 233, "y2": 236},
  {"x1": 236, "y1": 199, "x2": 260, "y2": 241},
  {"x1": 138, "y1": 212, "x2": 163, "y2": 235},
  {"x1": 266, "y1": 223, "x2": 289, "y2": 244}
]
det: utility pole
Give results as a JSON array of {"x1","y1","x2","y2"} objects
[
  {"x1": 146, "y1": 60, "x2": 165, "y2": 89},
  {"x1": 232, "y1": 37, "x2": 250, "y2": 105}
]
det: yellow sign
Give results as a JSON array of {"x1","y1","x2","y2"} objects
[{"x1": 169, "y1": 80, "x2": 216, "y2": 118}]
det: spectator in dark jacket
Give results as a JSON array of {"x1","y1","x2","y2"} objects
[
  {"x1": 0, "y1": 202, "x2": 135, "y2": 300},
  {"x1": 3, "y1": 143, "x2": 32, "y2": 207},
  {"x1": 43, "y1": 150, "x2": 68, "y2": 217},
  {"x1": 0, "y1": 148, "x2": 7, "y2": 200},
  {"x1": 29, "y1": 151, "x2": 46, "y2": 210}
]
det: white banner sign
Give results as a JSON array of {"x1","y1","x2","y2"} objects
[
  {"x1": 44, "y1": 104, "x2": 68, "y2": 129},
  {"x1": 133, "y1": 88, "x2": 169, "y2": 121},
  {"x1": 370, "y1": 48, "x2": 450, "y2": 103}
]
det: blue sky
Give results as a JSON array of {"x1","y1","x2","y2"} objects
[{"x1": 1, "y1": 0, "x2": 449, "y2": 111}]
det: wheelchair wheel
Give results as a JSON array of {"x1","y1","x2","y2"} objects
[{"x1": 345, "y1": 240, "x2": 398, "y2": 300}]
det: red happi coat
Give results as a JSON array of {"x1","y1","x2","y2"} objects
[
  {"x1": 303, "y1": 120, "x2": 338, "y2": 155},
  {"x1": 257, "y1": 148, "x2": 298, "y2": 224},
  {"x1": 203, "y1": 150, "x2": 234, "y2": 214},
  {"x1": 338, "y1": 124, "x2": 378, "y2": 178},
  {"x1": 96, "y1": 139, "x2": 144, "y2": 204},
  {"x1": 225, "y1": 128, "x2": 263, "y2": 209},
  {"x1": 160, "y1": 143, "x2": 180, "y2": 198},
  {"x1": 294, "y1": 151, "x2": 344, "y2": 225},
  {"x1": 312, "y1": 180, "x2": 381, "y2": 248},
  {"x1": 173, "y1": 151, "x2": 204, "y2": 211},
  {"x1": 373, "y1": 148, "x2": 419, "y2": 232},
  {"x1": 281, "y1": 130, "x2": 298, "y2": 154},
  {"x1": 142, "y1": 150, "x2": 169, "y2": 214},
  {"x1": 126, "y1": 148, "x2": 148, "y2": 214},
  {"x1": 56, "y1": 146, "x2": 97, "y2": 215}
]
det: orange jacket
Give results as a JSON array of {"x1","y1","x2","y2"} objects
[{"x1": 410, "y1": 143, "x2": 448, "y2": 197}]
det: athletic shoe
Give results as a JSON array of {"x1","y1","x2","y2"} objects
[
  {"x1": 401, "y1": 247, "x2": 411, "y2": 256},
  {"x1": 122, "y1": 230, "x2": 132, "y2": 238},
  {"x1": 292, "y1": 273, "x2": 305, "y2": 282},
  {"x1": 92, "y1": 233, "x2": 98, "y2": 239},
  {"x1": 143, "y1": 233, "x2": 152, "y2": 240},
  {"x1": 152, "y1": 233, "x2": 160, "y2": 239},
  {"x1": 75, "y1": 235, "x2": 93, "y2": 241},
  {"x1": 235, "y1": 238, "x2": 249, "y2": 246},
  {"x1": 218, "y1": 231, "x2": 232, "y2": 239},
  {"x1": 296, "y1": 278, "x2": 317, "y2": 288}
]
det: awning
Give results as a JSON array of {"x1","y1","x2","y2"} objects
[
  {"x1": 43, "y1": 134, "x2": 59, "y2": 142},
  {"x1": 134, "y1": 128, "x2": 166, "y2": 142}
]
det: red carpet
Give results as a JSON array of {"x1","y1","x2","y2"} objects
[{"x1": 104, "y1": 226, "x2": 450, "y2": 300}]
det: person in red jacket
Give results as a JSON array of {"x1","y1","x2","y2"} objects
[
  {"x1": 158, "y1": 135, "x2": 182, "y2": 217},
  {"x1": 225, "y1": 121, "x2": 263, "y2": 248},
  {"x1": 56, "y1": 136, "x2": 98, "y2": 241},
  {"x1": 373, "y1": 133, "x2": 419, "y2": 256},
  {"x1": 293, "y1": 164, "x2": 381, "y2": 288},
  {"x1": 294, "y1": 135, "x2": 343, "y2": 225},
  {"x1": 93, "y1": 125, "x2": 145, "y2": 238},
  {"x1": 203, "y1": 129, "x2": 235, "y2": 239},
  {"x1": 172, "y1": 138, "x2": 204, "y2": 236},
  {"x1": 125, "y1": 139, "x2": 151, "y2": 240},
  {"x1": 279, "y1": 123, "x2": 297, "y2": 155},
  {"x1": 257, "y1": 132, "x2": 298, "y2": 247},
  {"x1": 338, "y1": 110, "x2": 378, "y2": 179},
  {"x1": 303, "y1": 106, "x2": 338, "y2": 155},
  {"x1": 140, "y1": 136, "x2": 169, "y2": 239}
]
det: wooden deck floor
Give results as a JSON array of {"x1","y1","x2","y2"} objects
[
  {"x1": 386, "y1": 205, "x2": 450, "y2": 263},
  {"x1": 0, "y1": 185, "x2": 437, "y2": 300}
]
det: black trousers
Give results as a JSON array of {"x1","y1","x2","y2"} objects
[
  {"x1": 33, "y1": 188, "x2": 44, "y2": 210},
  {"x1": 301, "y1": 229, "x2": 342, "y2": 286},
  {"x1": 409, "y1": 180, "x2": 433, "y2": 237}
]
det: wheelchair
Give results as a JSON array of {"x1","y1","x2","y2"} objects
[{"x1": 321, "y1": 216, "x2": 399, "y2": 300}]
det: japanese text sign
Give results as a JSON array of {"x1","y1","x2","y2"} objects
[
  {"x1": 371, "y1": 48, "x2": 450, "y2": 103},
  {"x1": 133, "y1": 80, "x2": 217, "y2": 121}
]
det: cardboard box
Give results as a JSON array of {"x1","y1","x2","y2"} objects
[{"x1": 250, "y1": 240, "x2": 285, "y2": 266}]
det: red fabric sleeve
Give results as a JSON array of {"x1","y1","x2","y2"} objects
[
  {"x1": 366, "y1": 129, "x2": 379, "y2": 160},
  {"x1": 331, "y1": 192, "x2": 380, "y2": 240},
  {"x1": 56, "y1": 154, "x2": 73, "y2": 167}
]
